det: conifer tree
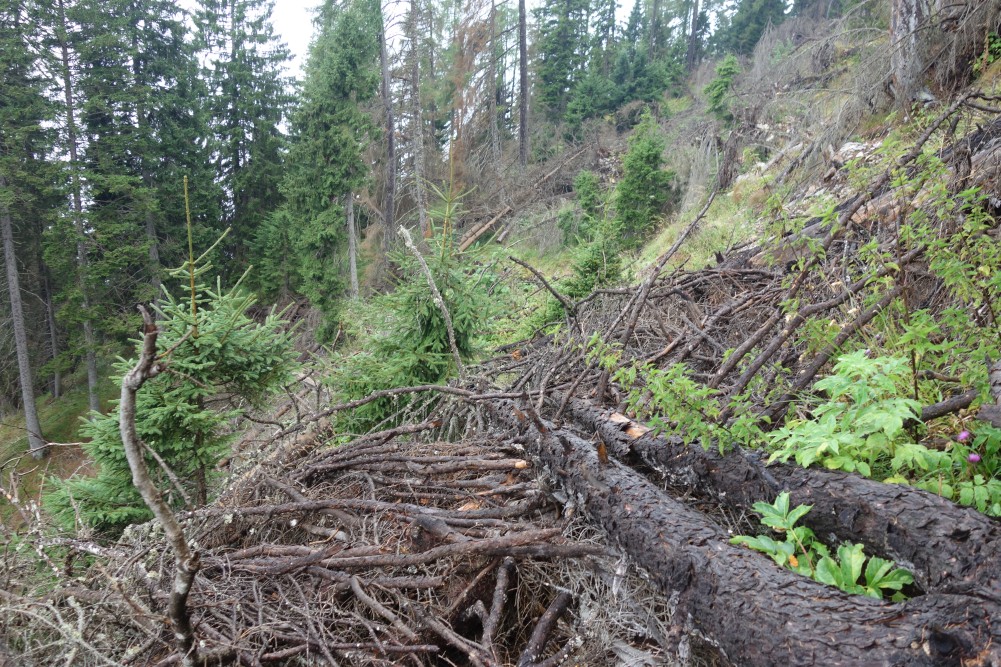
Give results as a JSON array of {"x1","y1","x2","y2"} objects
[
  {"x1": 50, "y1": 0, "x2": 100, "y2": 412},
  {"x1": 535, "y1": 0, "x2": 593, "y2": 118},
  {"x1": 615, "y1": 111, "x2": 677, "y2": 244},
  {"x1": 518, "y1": 0, "x2": 529, "y2": 165},
  {"x1": 266, "y1": 0, "x2": 380, "y2": 333},
  {"x1": 0, "y1": 0, "x2": 55, "y2": 458},
  {"x1": 194, "y1": 0, "x2": 293, "y2": 272},
  {"x1": 719, "y1": 0, "x2": 787, "y2": 54},
  {"x1": 378, "y1": 7, "x2": 397, "y2": 251},
  {"x1": 72, "y1": 0, "x2": 218, "y2": 334},
  {"x1": 47, "y1": 245, "x2": 298, "y2": 532}
]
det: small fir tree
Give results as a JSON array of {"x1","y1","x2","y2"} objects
[
  {"x1": 46, "y1": 251, "x2": 298, "y2": 534},
  {"x1": 704, "y1": 54, "x2": 741, "y2": 121},
  {"x1": 615, "y1": 111, "x2": 677, "y2": 244}
]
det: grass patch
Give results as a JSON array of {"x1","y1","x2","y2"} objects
[
  {"x1": 0, "y1": 380, "x2": 116, "y2": 521},
  {"x1": 663, "y1": 95, "x2": 693, "y2": 115},
  {"x1": 635, "y1": 194, "x2": 758, "y2": 273}
]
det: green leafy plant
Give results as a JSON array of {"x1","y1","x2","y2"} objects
[
  {"x1": 612, "y1": 360, "x2": 763, "y2": 454},
  {"x1": 974, "y1": 32, "x2": 1001, "y2": 75},
  {"x1": 910, "y1": 426, "x2": 1001, "y2": 516},
  {"x1": 767, "y1": 352, "x2": 932, "y2": 477},
  {"x1": 732, "y1": 493, "x2": 913, "y2": 600},
  {"x1": 524, "y1": 216, "x2": 624, "y2": 335}
]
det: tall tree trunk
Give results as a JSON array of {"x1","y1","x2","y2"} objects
[
  {"x1": 0, "y1": 178, "x2": 46, "y2": 460},
  {"x1": 409, "y1": 0, "x2": 430, "y2": 238},
  {"x1": 890, "y1": 0, "x2": 925, "y2": 107},
  {"x1": 685, "y1": 0, "x2": 700, "y2": 71},
  {"x1": 489, "y1": 0, "x2": 500, "y2": 166},
  {"x1": 227, "y1": 0, "x2": 244, "y2": 238},
  {"x1": 379, "y1": 15, "x2": 397, "y2": 252},
  {"x1": 38, "y1": 248, "x2": 61, "y2": 399},
  {"x1": 56, "y1": 0, "x2": 99, "y2": 414},
  {"x1": 347, "y1": 194, "x2": 359, "y2": 299},
  {"x1": 518, "y1": 0, "x2": 529, "y2": 168},
  {"x1": 132, "y1": 40, "x2": 162, "y2": 301},
  {"x1": 649, "y1": 0, "x2": 661, "y2": 56}
]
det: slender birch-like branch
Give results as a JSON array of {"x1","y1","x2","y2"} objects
[
  {"x1": 400, "y1": 226, "x2": 465, "y2": 380},
  {"x1": 119, "y1": 306, "x2": 199, "y2": 667}
]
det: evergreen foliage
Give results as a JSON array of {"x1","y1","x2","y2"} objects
[
  {"x1": 718, "y1": 0, "x2": 787, "y2": 54},
  {"x1": 0, "y1": 0, "x2": 58, "y2": 455},
  {"x1": 194, "y1": 0, "x2": 293, "y2": 274},
  {"x1": 535, "y1": 0, "x2": 593, "y2": 118},
  {"x1": 332, "y1": 233, "x2": 489, "y2": 430},
  {"x1": 46, "y1": 261, "x2": 298, "y2": 534},
  {"x1": 704, "y1": 54, "x2": 741, "y2": 121},
  {"x1": 269, "y1": 0, "x2": 381, "y2": 333},
  {"x1": 70, "y1": 0, "x2": 220, "y2": 334},
  {"x1": 534, "y1": 177, "x2": 622, "y2": 330},
  {"x1": 615, "y1": 112, "x2": 677, "y2": 244}
]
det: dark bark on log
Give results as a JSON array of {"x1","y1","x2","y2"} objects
[
  {"x1": 564, "y1": 398, "x2": 1001, "y2": 601},
  {"x1": 490, "y1": 401, "x2": 1001, "y2": 666},
  {"x1": 979, "y1": 404, "x2": 1001, "y2": 428}
]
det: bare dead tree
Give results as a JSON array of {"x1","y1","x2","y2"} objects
[{"x1": 119, "y1": 306, "x2": 199, "y2": 667}]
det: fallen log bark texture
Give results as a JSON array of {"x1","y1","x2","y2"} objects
[
  {"x1": 490, "y1": 399, "x2": 1001, "y2": 666},
  {"x1": 564, "y1": 397, "x2": 1001, "y2": 601}
]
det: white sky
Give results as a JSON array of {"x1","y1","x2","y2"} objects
[
  {"x1": 269, "y1": 1, "x2": 318, "y2": 77},
  {"x1": 176, "y1": 0, "x2": 318, "y2": 78}
]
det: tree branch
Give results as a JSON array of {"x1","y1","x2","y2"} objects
[
  {"x1": 119, "y1": 305, "x2": 199, "y2": 667},
  {"x1": 400, "y1": 226, "x2": 465, "y2": 380}
]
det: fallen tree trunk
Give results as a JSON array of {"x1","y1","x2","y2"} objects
[
  {"x1": 491, "y1": 400, "x2": 1001, "y2": 666},
  {"x1": 563, "y1": 397, "x2": 1001, "y2": 601}
]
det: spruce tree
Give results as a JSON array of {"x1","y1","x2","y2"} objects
[
  {"x1": 50, "y1": 0, "x2": 100, "y2": 411},
  {"x1": 72, "y1": 0, "x2": 218, "y2": 335},
  {"x1": 615, "y1": 111, "x2": 677, "y2": 244},
  {"x1": 266, "y1": 0, "x2": 380, "y2": 333},
  {"x1": 47, "y1": 251, "x2": 298, "y2": 533},
  {"x1": 535, "y1": 0, "x2": 593, "y2": 118},
  {"x1": 719, "y1": 0, "x2": 787, "y2": 54},
  {"x1": 194, "y1": 0, "x2": 293, "y2": 273},
  {"x1": 0, "y1": 0, "x2": 57, "y2": 458}
]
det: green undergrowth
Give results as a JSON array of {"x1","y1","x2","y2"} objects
[
  {"x1": 592, "y1": 111, "x2": 1001, "y2": 518},
  {"x1": 0, "y1": 378, "x2": 117, "y2": 522},
  {"x1": 636, "y1": 194, "x2": 757, "y2": 273},
  {"x1": 328, "y1": 231, "x2": 506, "y2": 432},
  {"x1": 732, "y1": 492, "x2": 914, "y2": 600}
]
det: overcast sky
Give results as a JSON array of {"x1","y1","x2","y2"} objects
[{"x1": 268, "y1": 1, "x2": 318, "y2": 77}]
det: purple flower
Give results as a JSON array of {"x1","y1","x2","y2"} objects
[
  {"x1": 957, "y1": 430, "x2": 972, "y2": 443},
  {"x1": 968, "y1": 453, "x2": 981, "y2": 464}
]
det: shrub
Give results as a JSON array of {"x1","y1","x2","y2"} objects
[
  {"x1": 615, "y1": 111, "x2": 677, "y2": 245},
  {"x1": 47, "y1": 273, "x2": 298, "y2": 534}
]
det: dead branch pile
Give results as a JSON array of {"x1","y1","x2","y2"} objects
[{"x1": 3, "y1": 407, "x2": 719, "y2": 666}]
